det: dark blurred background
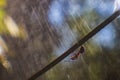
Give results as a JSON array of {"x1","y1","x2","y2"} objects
[{"x1": 0, "y1": 0, "x2": 120, "y2": 80}]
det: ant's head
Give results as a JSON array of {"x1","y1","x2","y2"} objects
[{"x1": 79, "y1": 46, "x2": 85, "y2": 54}]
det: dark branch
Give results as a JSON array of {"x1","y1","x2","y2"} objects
[{"x1": 28, "y1": 10, "x2": 120, "y2": 80}]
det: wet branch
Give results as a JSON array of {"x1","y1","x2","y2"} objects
[{"x1": 28, "y1": 10, "x2": 120, "y2": 80}]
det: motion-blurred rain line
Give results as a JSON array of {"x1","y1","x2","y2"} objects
[
  {"x1": 0, "y1": 0, "x2": 28, "y2": 77},
  {"x1": 0, "y1": 0, "x2": 27, "y2": 71},
  {"x1": 46, "y1": 0, "x2": 120, "y2": 80},
  {"x1": 0, "y1": 0, "x2": 120, "y2": 80}
]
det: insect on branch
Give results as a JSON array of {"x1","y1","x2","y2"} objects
[{"x1": 28, "y1": 10, "x2": 120, "y2": 80}]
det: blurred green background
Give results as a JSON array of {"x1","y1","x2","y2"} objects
[{"x1": 0, "y1": 0, "x2": 120, "y2": 80}]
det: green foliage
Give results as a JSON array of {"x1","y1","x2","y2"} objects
[
  {"x1": 0, "y1": 0, "x2": 6, "y2": 7},
  {"x1": 0, "y1": 0, "x2": 9, "y2": 34},
  {"x1": 0, "y1": 8, "x2": 8, "y2": 34}
]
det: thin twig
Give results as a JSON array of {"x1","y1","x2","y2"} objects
[{"x1": 28, "y1": 10, "x2": 120, "y2": 80}]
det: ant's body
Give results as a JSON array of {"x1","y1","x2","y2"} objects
[{"x1": 70, "y1": 46, "x2": 84, "y2": 60}]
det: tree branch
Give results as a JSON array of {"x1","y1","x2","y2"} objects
[{"x1": 28, "y1": 10, "x2": 120, "y2": 80}]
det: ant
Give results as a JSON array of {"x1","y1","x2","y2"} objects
[
  {"x1": 70, "y1": 46, "x2": 85, "y2": 60},
  {"x1": 64, "y1": 46, "x2": 85, "y2": 62}
]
